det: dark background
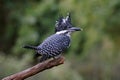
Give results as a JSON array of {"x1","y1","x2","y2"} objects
[{"x1": 0, "y1": 0, "x2": 120, "y2": 80}]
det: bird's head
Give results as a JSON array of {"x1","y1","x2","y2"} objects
[{"x1": 55, "y1": 13, "x2": 82, "y2": 36}]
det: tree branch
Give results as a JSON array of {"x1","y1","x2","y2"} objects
[{"x1": 2, "y1": 56, "x2": 64, "y2": 80}]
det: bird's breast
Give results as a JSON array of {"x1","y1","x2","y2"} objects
[{"x1": 38, "y1": 34, "x2": 71, "y2": 54}]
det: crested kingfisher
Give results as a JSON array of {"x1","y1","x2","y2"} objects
[{"x1": 24, "y1": 13, "x2": 82, "y2": 62}]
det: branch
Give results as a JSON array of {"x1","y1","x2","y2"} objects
[{"x1": 2, "y1": 56, "x2": 64, "y2": 80}]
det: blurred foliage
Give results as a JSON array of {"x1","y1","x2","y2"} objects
[{"x1": 0, "y1": 0, "x2": 120, "y2": 80}]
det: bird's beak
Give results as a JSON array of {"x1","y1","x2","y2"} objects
[{"x1": 69, "y1": 27, "x2": 83, "y2": 31}]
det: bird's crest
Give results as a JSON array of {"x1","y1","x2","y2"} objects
[{"x1": 55, "y1": 13, "x2": 73, "y2": 32}]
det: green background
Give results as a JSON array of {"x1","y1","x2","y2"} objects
[{"x1": 0, "y1": 0, "x2": 120, "y2": 80}]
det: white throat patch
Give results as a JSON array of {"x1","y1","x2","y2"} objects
[
  {"x1": 56, "y1": 30, "x2": 71, "y2": 37},
  {"x1": 56, "y1": 30, "x2": 67, "y2": 34}
]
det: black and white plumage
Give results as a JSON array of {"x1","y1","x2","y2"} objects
[
  {"x1": 24, "y1": 13, "x2": 82, "y2": 62},
  {"x1": 37, "y1": 33, "x2": 70, "y2": 61}
]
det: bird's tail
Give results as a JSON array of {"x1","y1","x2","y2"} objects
[{"x1": 23, "y1": 45, "x2": 37, "y2": 50}]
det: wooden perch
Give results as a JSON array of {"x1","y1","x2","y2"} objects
[{"x1": 2, "y1": 56, "x2": 64, "y2": 80}]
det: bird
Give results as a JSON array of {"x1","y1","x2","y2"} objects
[{"x1": 23, "y1": 13, "x2": 82, "y2": 62}]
